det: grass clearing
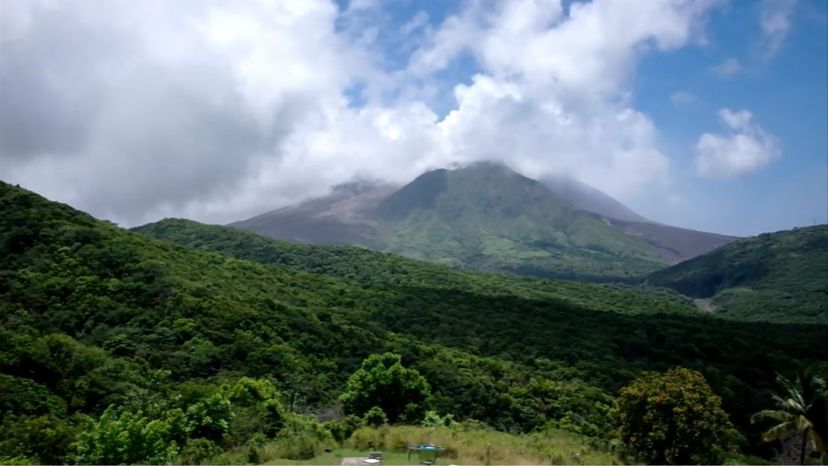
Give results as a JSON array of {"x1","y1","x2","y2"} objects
[{"x1": 260, "y1": 426, "x2": 619, "y2": 465}]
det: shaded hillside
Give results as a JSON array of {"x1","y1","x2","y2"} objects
[
  {"x1": 648, "y1": 225, "x2": 828, "y2": 324},
  {"x1": 232, "y1": 163, "x2": 734, "y2": 280},
  {"x1": 609, "y1": 218, "x2": 738, "y2": 265},
  {"x1": 136, "y1": 218, "x2": 698, "y2": 317},
  {"x1": 3, "y1": 180, "x2": 826, "y2": 462}
]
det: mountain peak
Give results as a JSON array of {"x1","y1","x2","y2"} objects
[{"x1": 231, "y1": 164, "x2": 736, "y2": 278}]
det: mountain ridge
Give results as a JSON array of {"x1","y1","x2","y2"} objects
[{"x1": 231, "y1": 162, "x2": 736, "y2": 279}]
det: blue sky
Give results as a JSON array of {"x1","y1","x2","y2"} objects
[
  {"x1": 1, "y1": 0, "x2": 826, "y2": 235},
  {"x1": 630, "y1": 0, "x2": 828, "y2": 234}
]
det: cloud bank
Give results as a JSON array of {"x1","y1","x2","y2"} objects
[{"x1": 2, "y1": 0, "x2": 726, "y2": 226}]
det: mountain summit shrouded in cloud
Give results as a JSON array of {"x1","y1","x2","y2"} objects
[
  {"x1": 229, "y1": 162, "x2": 737, "y2": 279},
  {"x1": 1, "y1": 0, "x2": 826, "y2": 235}
]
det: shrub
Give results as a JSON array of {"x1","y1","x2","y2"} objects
[
  {"x1": 185, "y1": 393, "x2": 233, "y2": 441},
  {"x1": 348, "y1": 426, "x2": 383, "y2": 450},
  {"x1": 364, "y1": 406, "x2": 388, "y2": 427},
  {"x1": 71, "y1": 406, "x2": 178, "y2": 464},
  {"x1": 176, "y1": 438, "x2": 222, "y2": 465},
  {"x1": 326, "y1": 415, "x2": 364, "y2": 443}
]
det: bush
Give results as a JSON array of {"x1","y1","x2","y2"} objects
[
  {"x1": 271, "y1": 413, "x2": 334, "y2": 460},
  {"x1": 364, "y1": 406, "x2": 388, "y2": 427},
  {"x1": 348, "y1": 426, "x2": 383, "y2": 450},
  {"x1": 185, "y1": 393, "x2": 233, "y2": 441},
  {"x1": 71, "y1": 406, "x2": 178, "y2": 464},
  {"x1": 0, "y1": 456, "x2": 36, "y2": 465},
  {"x1": 176, "y1": 438, "x2": 222, "y2": 465},
  {"x1": 422, "y1": 410, "x2": 456, "y2": 428},
  {"x1": 325, "y1": 415, "x2": 364, "y2": 443},
  {"x1": 273, "y1": 433, "x2": 319, "y2": 460},
  {"x1": 220, "y1": 378, "x2": 286, "y2": 445},
  {"x1": 0, "y1": 413, "x2": 85, "y2": 464}
]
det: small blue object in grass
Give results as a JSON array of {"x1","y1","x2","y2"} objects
[{"x1": 414, "y1": 444, "x2": 444, "y2": 464}]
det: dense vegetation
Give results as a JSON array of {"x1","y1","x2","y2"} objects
[
  {"x1": 136, "y1": 218, "x2": 697, "y2": 318},
  {"x1": 648, "y1": 225, "x2": 828, "y2": 324},
  {"x1": 1, "y1": 181, "x2": 827, "y2": 463}
]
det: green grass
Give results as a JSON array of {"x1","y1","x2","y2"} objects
[
  {"x1": 264, "y1": 449, "x2": 418, "y2": 465},
  {"x1": 261, "y1": 426, "x2": 619, "y2": 465}
]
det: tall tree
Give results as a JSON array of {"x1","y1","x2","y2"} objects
[
  {"x1": 615, "y1": 367, "x2": 738, "y2": 464},
  {"x1": 340, "y1": 353, "x2": 431, "y2": 424},
  {"x1": 751, "y1": 370, "x2": 827, "y2": 464}
]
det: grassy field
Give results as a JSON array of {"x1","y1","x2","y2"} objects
[{"x1": 260, "y1": 426, "x2": 619, "y2": 465}]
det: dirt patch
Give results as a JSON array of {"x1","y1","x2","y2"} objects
[{"x1": 693, "y1": 298, "x2": 716, "y2": 313}]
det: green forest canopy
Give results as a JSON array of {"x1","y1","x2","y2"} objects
[{"x1": 1, "y1": 181, "x2": 827, "y2": 463}]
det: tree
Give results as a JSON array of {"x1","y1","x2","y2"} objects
[
  {"x1": 751, "y1": 370, "x2": 826, "y2": 464},
  {"x1": 615, "y1": 367, "x2": 738, "y2": 464},
  {"x1": 340, "y1": 353, "x2": 431, "y2": 423},
  {"x1": 72, "y1": 406, "x2": 178, "y2": 464},
  {"x1": 185, "y1": 393, "x2": 233, "y2": 441},
  {"x1": 221, "y1": 377, "x2": 286, "y2": 443}
]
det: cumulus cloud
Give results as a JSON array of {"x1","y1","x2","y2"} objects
[
  {"x1": 1, "y1": 0, "x2": 373, "y2": 223},
  {"x1": 409, "y1": 0, "x2": 718, "y2": 195},
  {"x1": 759, "y1": 0, "x2": 797, "y2": 59},
  {"x1": 1, "y1": 0, "x2": 722, "y2": 226},
  {"x1": 695, "y1": 109, "x2": 781, "y2": 179},
  {"x1": 711, "y1": 57, "x2": 744, "y2": 78}
]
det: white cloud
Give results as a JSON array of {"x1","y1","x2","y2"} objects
[
  {"x1": 412, "y1": 0, "x2": 717, "y2": 95},
  {"x1": 670, "y1": 91, "x2": 697, "y2": 107},
  {"x1": 1, "y1": 0, "x2": 723, "y2": 226},
  {"x1": 408, "y1": 0, "x2": 719, "y2": 198},
  {"x1": 695, "y1": 109, "x2": 781, "y2": 179},
  {"x1": 711, "y1": 57, "x2": 744, "y2": 78},
  {"x1": 759, "y1": 0, "x2": 797, "y2": 59},
  {"x1": 1, "y1": 0, "x2": 375, "y2": 224}
]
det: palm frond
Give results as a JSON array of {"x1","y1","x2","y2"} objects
[
  {"x1": 809, "y1": 429, "x2": 825, "y2": 453},
  {"x1": 761, "y1": 421, "x2": 796, "y2": 443},
  {"x1": 794, "y1": 415, "x2": 813, "y2": 431},
  {"x1": 751, "y1": 409, "x2": 793, "y2": 423}
]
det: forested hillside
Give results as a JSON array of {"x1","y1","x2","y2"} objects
[
  {"x1": 136, "y1": 218, "x2": 697, "y2": 317},
  {"x1": 648, "y1": 225, "x2": 828, "y2": 324},
  {"x1": 2, "y1": 181, "x2": 827, "y2": 463}
]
